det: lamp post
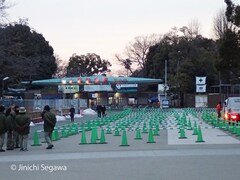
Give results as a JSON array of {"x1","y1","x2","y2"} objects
[
  {"x1": 2, "y1": 77, "x2": 9, "y2": 98},
  {"x1": 61, "y1": 79, "x2": 66, "y2": 116}
]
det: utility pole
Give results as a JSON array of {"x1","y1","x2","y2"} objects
[{"x1": 165, "y1": 60, "x2": 167, "y2": 99}]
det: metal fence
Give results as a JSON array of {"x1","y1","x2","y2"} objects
[{"x1": 0, "y1": 99, "x2": 88, "y2": 113}]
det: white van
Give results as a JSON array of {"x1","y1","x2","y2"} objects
[{"x1": 223, "y1": 97, "x2": 240, "y2": 121}]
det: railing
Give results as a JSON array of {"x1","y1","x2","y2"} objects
[{"x1": 0, "y1": 99, "x2": 88, "y2": 114}]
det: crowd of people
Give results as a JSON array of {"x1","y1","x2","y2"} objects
[
  {"x1": 0, "y1": 103, "x2": 111, "y2": 152},
  {"x1": 0, "y1": 104, "x2": 56, "y2": 152}
]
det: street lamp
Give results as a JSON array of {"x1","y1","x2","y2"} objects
[{"x1": 2, "y1": 77, "x2": 9, "y2": 98}]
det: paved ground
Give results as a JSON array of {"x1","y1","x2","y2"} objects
[{"x1": 1, "y1": 108, "x2": 240, "y2": 180}]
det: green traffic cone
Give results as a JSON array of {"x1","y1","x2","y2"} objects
[
  {"x1": 192, "y1": 121, "x2": 198, "y2": 135},
  {"x1": 196, "y1": 125, "x2": 205, "y2": 143},
  {"x1": 153, "y1": 128, "x2": 159, "y2": 136},
  {"x1": 52, "y1": 130, "x2": 57, "y2": 141},
  {"x1": 61, "y1": 127, "x2": 68, "y2": 138},
  {"x1": 90, "y1": 126, "x2": 97, "y2": 144},
  {"x1": 79, "y1": 127, "x2": 87, "y2": 145},
  {"x1": 134, "y1": 128, "x2": 142, "y2": 140},
  {"x1": 232, "y1": 123, "x2": 237, "y2": 134},
  {"x1": 142, "y1": 122, "x2": 148, "y2": 133},
  {"x1": 187, "y1": 119, "x2": 192, "y2": 130},
  {"x1": 55, "y1": 128, "x2": 60, "y2": 140},
  {"x1": 67, "y1": 126, "x2": 73, "y2": 136},
  {"x1": 99, "y1": 128, "x2": 107, "y2": 144},
  {"x1": 147, "y1": 129, "x2": 156, "y2": 143},
  {"x1": 120, "y1": 130, "x2": 129, "y2": 146},
  {"x1": 114, "y1": 127, "x2": 121, "y2": 136},
  {"x1": 179, "y1": 127, "x2": 187, "y2": 139},
  {"x1": 31, "y1": 130, "x2": 42, "y2": 146}
]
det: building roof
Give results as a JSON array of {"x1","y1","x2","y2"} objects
[{"x1": 22, "y1": 75, "x2": 162, "y2": 86}]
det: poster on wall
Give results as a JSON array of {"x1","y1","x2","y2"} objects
[{"x1": 195, "y1": 95, "x2": 208, "y2": 107}]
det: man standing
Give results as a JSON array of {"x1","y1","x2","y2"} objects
[
  {"x1": 42, "y1": 105, "x2": 56, "y2": 149},
  {"x1": 69, "y1": 105, "x2": 75, "y2": 123},
  {"x1": 5, "y1": 107, "x2": 14, "y2": 150},
  {"x1": 15, "y1": 107, "x2": 31, "y2": 151},
  {"x1": 0, "y1": 105, "x2": 7, "y2": 152},
  {"x1": 96, "y1": 105, "x2": 102, "y2": 118}
]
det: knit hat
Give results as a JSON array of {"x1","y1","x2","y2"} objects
[{"x1": 19, "y1": 107, "x2": 26, "y2": 113}]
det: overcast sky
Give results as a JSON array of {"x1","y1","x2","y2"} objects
[{"x1": 8, "y1": 0, "x2": 231, "y2": 71}]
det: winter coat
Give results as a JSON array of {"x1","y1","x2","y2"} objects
[
  {"x1": 15, "y1": 113, "x2": 31, "y2": 135},
  {"x1": 0, "y1": 113, "x2": 7, "y2": 135},
  {"x1": 69, "y1": 107, "x2": 75, "y2": 117},
  {"x1": 6, "y1": 114, "x2": 14, "y2": 131},
  {"x1": 43, "y1": 111, "x2": 56, "y2": 132}
]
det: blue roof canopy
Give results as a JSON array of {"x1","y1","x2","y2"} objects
[{"x1": 22, "y1": 75, "x2": 163, "y2": 85}]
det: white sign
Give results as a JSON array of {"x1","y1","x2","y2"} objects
[
  {"x1": 196, "y1": 76, "x2": 206, "y2": 85},
  {"x1": 196, "y1": 85, "x2": 206, "y2": 93},
  {"x1": 58, "y1": 85, "x2": 79, "y2": 93},
  {"x1": 116, "y1": 84, "x2": 138, "y2": 89},
  {"x1": 84, "y1": 85, "x2": 112, "y2": 92},
  {"x1": 195, "y1": 95, "x2": 208, "y2": 107}
]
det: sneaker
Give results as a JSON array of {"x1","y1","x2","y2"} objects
[
  {"x1": 46, "y1": 144, "x2": 54, "y2": 149},
  {"x1": 23, "y1": 148, "x2": 28, "y2": 151},
  {"x1": 7, "y1": 147, "x2": 14, "y2": 150},
  {"x1": 15, "y1": 146, "x2": 20, "y2": 149},
  {"x1": 20, "y1": 148, "x2": 24, "y2": 151},
  {"x1": 0, "y1": 149, "x2": 5, "y2": 152}
]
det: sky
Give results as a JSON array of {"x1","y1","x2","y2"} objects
[{"x1": 7, "y1": 0, "x2": 230, "y2": 71}]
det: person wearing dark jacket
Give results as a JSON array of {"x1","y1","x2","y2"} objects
[
  {"x1": 12, "y1": 105, "x2": 20, "y2": 148},
  {"x1": 96, "y1": 105, "x2": 102, "y2": 118},
  {"x1": 5, "y1": 107, "x2": 14, "y2": 150},
  {"x1": 0, "y1": 105, "x2": 7, "y2": 152},
  {"x1": 15, "y1": 107, "x2": 31, "y2": 151},
  {"x1": 42, "y1": 105, "x2": 56, "y2": 149},
  {"x1": 101, "y1": 105, "x2": 107, "y2": 117},
  {"x1": 69, "y1": 105, "x2": 75, "y2": 122}
]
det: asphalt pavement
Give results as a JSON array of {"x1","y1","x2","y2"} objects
[{"x1": 1, "y1": 108, "x2": 240, "y2": 180}]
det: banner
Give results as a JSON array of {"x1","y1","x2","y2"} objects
[
  {"x1": 116, "y1": 84, "x2": 138, "y2": 89},
  {"x1": 196, "y1": 85, "x2": 206, "y2": 93},
  {"x1": 84, "y1": 85, "x2": 113, "y2": 92},
  {"x1": 58, "y1": 85, "x2": 79, "y2": 93},
  {"x1": 196, "y1": 76, "x2": 206, "y2": 85}
]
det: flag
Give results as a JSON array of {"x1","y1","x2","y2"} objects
[
  {"x1": 196, "y1": 85, "x2": 206, "y2": 93},
  {"x1": 196, "y1": 76, "x2": 206, "y2": 85}
]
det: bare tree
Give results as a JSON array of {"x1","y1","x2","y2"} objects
[
  {"x1": 54, "y1": 55, "x2": 67, "y2": 78},
  {"x1": 115, "y1": 34, "x2": 161, "y2": 74},
  {"x1": 0, "y1": 0, "x2": 12, "y2": 23},
  {"x1": 179, "y1": 19, "x2": 201, "y2": 39},
  {"x1": 213, "y1": 8, "x2": 232, "y2": 39}
]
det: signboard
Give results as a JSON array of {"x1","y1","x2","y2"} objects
[
  {"x1": 58, "y1": 85, "x2": 79, "y2": 94},
  {"x1": 195, "y1": 95, "x2": 208, "y2": 107},
  {"x1": 116, "y1": 84, "x2": 138, "y2": 89},
  {"x1": 196, "y1": 85, "x2": 206, "y2": 93},
  {"x1": 162, "y1": 99, "x2": 170, "y2": 109},
  {"x1": 196, "y1": 76, "x2": 206, "y2": 85},
  {"x1": 116, "y1": 84, "x2": 138, "y2": 92},
  {"x1": 84, "y1": 85, "x2": 113, "y2": 92}
]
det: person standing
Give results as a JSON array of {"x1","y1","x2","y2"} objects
[
  {"x1": 5, "y1": 107, "x2": 14, "y2": 150},
  {"x1": 69, "y1": 105, "x2": 75, "y2": 123},
  {"x1": 96, "y1": 105, "x2": 102, "y2": 118},
  {"x1": 0, "y1": 105, "x2": 7, "y2": 152},
  {"x1": 15, "y1": 107, "x2": 31, "y2": 151},
  {"x1": 12, "y1": 105, "x2": 20, "y2": 148},
  {"x1": 216, "y1": 102, "x2": 222, "y2": 119},
  {"x1": 101, "y1": 105, "x2": 106, "y2": 117},
  {"x1": 42, "y1": 105, "x2": 56, "y2": 149}
]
